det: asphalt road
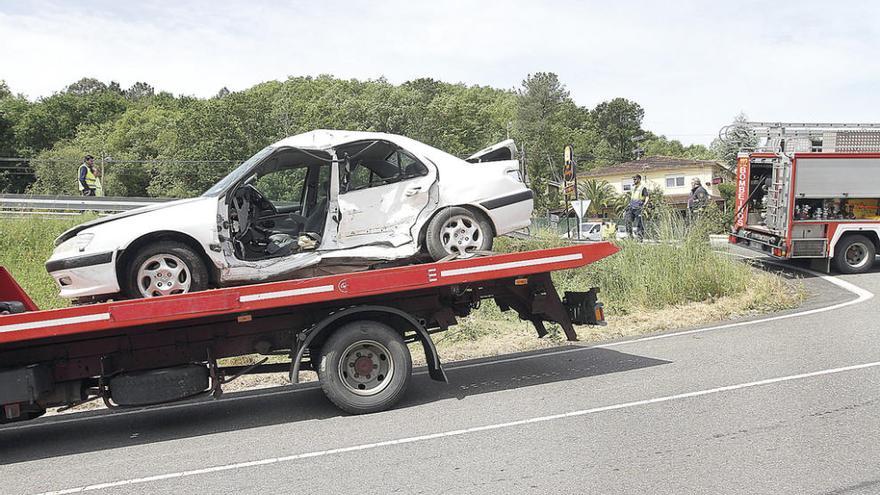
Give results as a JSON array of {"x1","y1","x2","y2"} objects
[{"x1": 2, "y1": 255, "x2": 879, "y2": 495}]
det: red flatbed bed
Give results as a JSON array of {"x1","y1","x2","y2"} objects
[{"x1": 0, "y1": 243, "x2": 617, "y2": 421}]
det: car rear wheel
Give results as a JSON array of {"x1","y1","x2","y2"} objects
[
  {"x1": 425, "y1": 207, "x2": 493, "y2": 261},
  {"x1": 123, "y1": 241, "x2": 209, "y2": 298}
]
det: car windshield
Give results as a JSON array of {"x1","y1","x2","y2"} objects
[{"x1": 202, "y1": 146, "x2": 275, "y2": 197}]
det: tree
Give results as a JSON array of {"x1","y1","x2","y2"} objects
[
  {"x1": 125, "y1": 82, "x2": 155, "y2": 101},
  {"x1": 514, "y1": 72, "x2": 571, "y2": 212},
  {"x1": 64, "y1": 77, "x2": 109, "y2": 96},
  {"x1": 711, "y1": 112, "x2": 756, "y2": 170},
  {"x1": 577, "y1": 178, "x2": 616, "y2": 216},
  {"x1": 591, "y1": 98, "x2": 644, "y2": 162},
  {"x1": 640, "y1": 133, "x2": 717, "y2": 160}
]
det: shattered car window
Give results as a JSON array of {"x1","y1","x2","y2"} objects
[{"x1": 395, "y1": 151, "x2": 428, "y2": 178}]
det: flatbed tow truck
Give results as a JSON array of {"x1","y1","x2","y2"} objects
[{"x1": 0, "y1": 243, "x2": 617, "y2": 423}]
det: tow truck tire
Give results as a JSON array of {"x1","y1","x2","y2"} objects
[
  {"x1": 317, "y1": 320, "x2": 412, "y2": 414},
  {"x1": 833, "y1": 235, "x2": 876, "y2": 274},
  {"x1": 425, "y1": 207, "x2": 493, "y2": 261},
  {"x1": 122, "y1": 241, "x2": 209, "y2": 299},
  {"x1": 109, "y1": 365, "x2": 209, "y2": 406}
]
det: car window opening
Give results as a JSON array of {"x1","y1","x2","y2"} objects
[
  {"x1": 336, "y1": 140, "x2": 428, "y2": 194},
  {"x1": 229, "y1": 148, "x2": 332, "y2": 262}
]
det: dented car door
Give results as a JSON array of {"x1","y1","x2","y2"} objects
[{"x1": 334, "y1": 152, "x2": 435, "y2": 249}]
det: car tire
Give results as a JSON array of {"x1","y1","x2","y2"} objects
[
  {"x1": 833, "y1": 235, "x2": 876, "y2": 274},
  {"x1": 425, "y1": 207, "x2": 493, "y2": 261},
  {"x1": 317, "y1": 320, "x2": 412, "y2": 415},
  {"x1": 123, "y1": 241, "x2": 209, "y2": 298}
]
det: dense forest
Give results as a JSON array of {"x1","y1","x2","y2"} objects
[{"x1": 0, "y1": 73, "x2": 717, "y2": 211}]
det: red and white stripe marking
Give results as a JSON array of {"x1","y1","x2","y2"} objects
[
  {"x1": 0, "y1": 313, "x2": 111, "y2": 333},
  {"x1": 440, "y1": 253, "x2": 583, "y2": 278}
]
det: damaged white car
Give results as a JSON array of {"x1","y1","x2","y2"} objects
[{"x1": 46, "y1": 130, "x2": 534, "y2": 300}]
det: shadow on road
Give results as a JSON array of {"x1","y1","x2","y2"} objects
[
  {"x1": 0, "y1": 346, "x2": 668, "y2": 465},
  {"x1": 728, "y1": 247, "x2": 880, "y2": 280}
]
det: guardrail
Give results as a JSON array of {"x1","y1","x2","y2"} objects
[{"x1": 0, "y1": 194, "x2": 175, "y2": 216}]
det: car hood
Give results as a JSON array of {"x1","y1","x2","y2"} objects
[{"x1": 54, "y1": 197, "x2": 204, "y2": 246}]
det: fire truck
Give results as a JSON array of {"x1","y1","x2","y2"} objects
[
  {"x1": 729, "y1": 151, "x2": 880, "y2": 273},
  {"x1": 0, "y1": 244, "x2": 615, "y2": 424}
]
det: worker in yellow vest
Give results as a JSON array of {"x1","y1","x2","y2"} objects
[
  {"x1": 77, "y1": 155, "x2": 98, "y2": 196},
  {"x1": 624, "y1": 174, "x2": 650, "y2": 240}
]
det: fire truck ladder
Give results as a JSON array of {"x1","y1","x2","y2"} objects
[
  {"x1": 721, "y1": 122, "x2": 880, "y2": 153},
  {"x1": 761, "y1": 155, "x2": 791, "y2": 232}
]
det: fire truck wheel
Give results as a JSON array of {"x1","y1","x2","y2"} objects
[
  {"x1": 317, "y1": 320, "x2": 412, "y2": 414},
  {"x1": 834, "y1": 235, "x2": 876, "y2": 274},
  {"x1": 123, "y1": 241, "x2": 209, "y2": 298},
  {"x1": 425, "y1": 207, "x2": 493, "y2": 261}
]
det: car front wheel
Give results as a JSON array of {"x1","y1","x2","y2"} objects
[
  {"x1": 425, "y1": 207, "x2": 493, "y2": 261},
  {"x1": 123, "y1": 241, "x2": 209, "y2": 298}
]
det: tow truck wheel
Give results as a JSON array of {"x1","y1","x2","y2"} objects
[
  {"x1": 123, "y1": 241, "x2": 209, "y2": 298},
  {"x1": 317, "y1": 320, "x2": 412, "y2": 414},
  {"x1": 834, "y1": 235, "x2": 876, "y2": 274}
]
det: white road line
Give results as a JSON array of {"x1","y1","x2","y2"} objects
[
  {"x1": 5, "y1": 256, "x2": 873, "y2": 431},
  {"x1": 33, "y1": 360, "x2": 880, "y2": 495}
]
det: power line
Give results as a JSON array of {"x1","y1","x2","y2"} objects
[{"x1": 0, "y1": 157, "x2": 241, "y2": 164}]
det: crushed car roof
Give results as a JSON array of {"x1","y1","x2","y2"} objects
[{"x1": 271, "y1": 130, "x2": 466, "y2": 165}]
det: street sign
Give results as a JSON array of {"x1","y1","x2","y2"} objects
[
  {"x1": 563, "y1": 144, "x2": 574, "y2": 182},
  {"x1": 564, "y1": 183, "x2": 575, "y2": 196},
  {"x1": 570, "y1": 199, "x2": 591, "y2": 221}
]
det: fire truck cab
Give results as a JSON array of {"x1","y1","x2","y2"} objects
[{"x1": 730, "y1": 151, "x2": 880, "y2": 274}]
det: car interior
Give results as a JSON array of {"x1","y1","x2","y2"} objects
[
  {"x1": 336, "y1": 140, "x2": 428, "y2": 193},
  {"x1": 228, "y1": 141, "x2": 429, "y2": 262},
  {"x1": 229, "y1": 148, "x2": 332, "y2": 261}
]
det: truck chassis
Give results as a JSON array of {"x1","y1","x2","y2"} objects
[{"x1": 0, "y1": 243, "x2": 616, "y2": 422}]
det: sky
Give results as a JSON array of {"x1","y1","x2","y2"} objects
[{"x1": 1, "y1": 0, "x2": 879, "y2": 145}]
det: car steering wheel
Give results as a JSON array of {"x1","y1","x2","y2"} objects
[{"x1": 243, "y1": 184, "x2": 277, "y2": 215}]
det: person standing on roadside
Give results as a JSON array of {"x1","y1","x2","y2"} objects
[
  {"x1": 624, "y1": 174, "x2": 650, "y2": 240},
  {"x1": 77, "y1": 155, "x2": 98, "y2": 196},
  {"x1": 687, "y1": 177, "x2": 709, "y2": 221}
]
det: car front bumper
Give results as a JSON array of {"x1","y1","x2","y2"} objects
[{"x1": 45, "y1": 251, "x2": 121, "y2": 299}]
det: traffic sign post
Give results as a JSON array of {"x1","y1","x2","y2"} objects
[{"x1": 563, "y1": 145, "x2": 578, "y2": 240}]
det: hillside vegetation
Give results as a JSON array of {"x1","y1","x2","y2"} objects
[{"x1": 0, "y1": 74, "x2": 715, "y2": 212}]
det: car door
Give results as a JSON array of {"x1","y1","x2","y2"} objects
[{"x1": 334, "y1": 150, "x2": 435, "y2": 249}]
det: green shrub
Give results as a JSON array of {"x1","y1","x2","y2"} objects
[{"x1": 496, "y1": 216, "x2": 761, "y2": 315}]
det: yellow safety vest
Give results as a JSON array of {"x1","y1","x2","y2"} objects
[
  {"x1": 78, "y1": 164, "x2": 97, "y2": 191},
  {"x1": 630, "y1": 183, "x2": 647, "y2": 205}
]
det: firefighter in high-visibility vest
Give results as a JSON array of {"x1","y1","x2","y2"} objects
[
  {"x1": 624, "y1": 174, "x2": 650, "y2": 240},
  {"x1": 77, "y1": 155, "x2": 98, "y2": 196}
]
